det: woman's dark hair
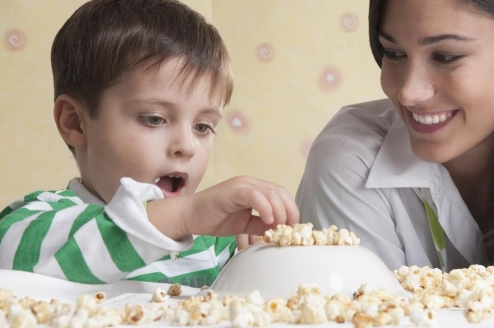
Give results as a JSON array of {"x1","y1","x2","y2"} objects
[{"x1": 368, "y1": 0, "x2": 385, "y2": 68}]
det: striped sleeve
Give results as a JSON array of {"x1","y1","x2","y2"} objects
[
  {"x1": 124, "y1": 235, "x2": 236, "y2": 287},
  {"x1": 0, "y1": 178, "x2": 193, "y2": 284}
]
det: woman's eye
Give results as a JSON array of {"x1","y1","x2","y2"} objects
[
  {"x1": 195, "y1": 123, "x2": 215, "y2": 135},
  {"x1": 382, "y1": 49, "x2": 405, "y2": 61},
  {"x1": 432, "y1": 53, "x2": 463, "y2": 64},
  {"x1": 141, "y1": 115, "x2": 166, "y2": 126}
]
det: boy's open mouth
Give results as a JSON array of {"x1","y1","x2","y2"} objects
[{"x1": 154, "y1": 174, "x2": 186, "y2": 195}]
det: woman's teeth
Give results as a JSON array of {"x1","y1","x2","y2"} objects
[
  {"x1": 154, "y1": 178, "x2": 160, "y2": 183},
  {"x1": 412, "y1": 112, "x2": 452, "y2": 125}
]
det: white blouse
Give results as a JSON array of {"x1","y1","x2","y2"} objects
[{"x1": 296, "y1": 98, "x2": 487, "y2": 271}]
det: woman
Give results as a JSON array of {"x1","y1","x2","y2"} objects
[{"x1": 296, "y1": 0, "x2": 494, "y2": 271}]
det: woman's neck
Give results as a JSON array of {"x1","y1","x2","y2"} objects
[{"x1": 443, "y1": 140, "x2": 494, "y2": 229}]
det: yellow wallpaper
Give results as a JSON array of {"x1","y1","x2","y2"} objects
[
  {"x1": 0, "y1": 0, "x2": 384, "y2": 208},
  {"x1": 204, "y1": 0, "x2": 385, "y2": 195}
]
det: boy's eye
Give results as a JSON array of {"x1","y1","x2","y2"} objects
[
  {"x1": 432, "y1": 53, "x2": 464, "y2": 64},
  {"x1": 382, "y1": 49, "x2": 405, "y2": 61},
  {"x1": 141, "y1": 115, "x2": 166, "y2": 126},
  {"x1": 195, "y1": 123, "x2": 215, "y2": 135}
]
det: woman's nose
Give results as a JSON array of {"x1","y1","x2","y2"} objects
[{"x1": 398, "y1": 61, "x2": 435, "y2": 107}]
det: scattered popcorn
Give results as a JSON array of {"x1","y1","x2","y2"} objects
[
  {"x1": 229, "y1": 300, "x2": 255, "y2": 328},
  {"x1": 245, "y1": 290, "x2": 264, "y2": 306},
  {"x1": 2, "y1": 236, "x2": 494, "y2": 328},
  {"x1": 170, "y1": 251, "x2": 179, "y2": 261},
  {"x1": 151, "y1": 287, "x2": 169, "y2": 303},
  {"x1": 264, "y1": 298, "x2": 293, "y2": 323},
  {"x1": 258, "y1": 223, "x2": 360, "y2": 246},
  {"x1": 167, "y1": 283, "x2": 182, "y2": 296},
  {"x1": 409, "y1": 307, "x2": 436, "y2": 327},
  {"x1": 7, "y1": 304, "x2": 37, "y2": 328},
  {"x1": 393, "y1": 264, "x2": 494, "y2": 324},
  {"x1": 94, "y1": 292, "x2": 106, "y2": 303}
]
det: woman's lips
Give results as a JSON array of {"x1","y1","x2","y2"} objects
[{"x1": 405, "y1": 107, "x2": 458, "y2": 133}]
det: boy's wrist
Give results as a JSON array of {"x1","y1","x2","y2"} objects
[{"x1": 146, "y1": 197, "x2": 192, "y2": 240}]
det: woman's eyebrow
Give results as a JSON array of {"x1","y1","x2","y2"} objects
[
  {"x1": 378, "y1": 31, "x2": 397, "y2": 44},
  {"x1": 379, "y1": 31, "x2": 476, "y2": 45},
  {"x1": 420, "y1": 34, "x2": 476, "y2": 45}
]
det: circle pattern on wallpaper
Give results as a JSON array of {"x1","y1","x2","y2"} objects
[
  {"x1": 4, "y1": 29, "x2": 26, "y2": 51},
  {"x1": 340, "y1": 13, "x2": 359, "y2": 32},
  {"x1": 256, "y1": 43, "x2": 275, "y2": 63},
  {"x1": 319, "y1": 66, "x2": 342, "y2": 93},
  {"x1": 226, "y1": 109, "x2": 250, "y2": 135},
  {"x1": 300, "y1": 140, "x2": 313, "y2": 158}
]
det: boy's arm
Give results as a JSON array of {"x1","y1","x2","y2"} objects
[
  {"x1": 0, "y1": 179, "x2": 193, "y2": 284},
  {"x1": 146, "y1": 175, "x2": 300, "y2": 240},
  {"x1": 0, "y1": 176, "x2": 298, "y2": 283}
]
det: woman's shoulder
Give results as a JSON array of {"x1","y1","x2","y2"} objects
[
  {"x1": 313, "y1": 99, "x2": 401, "y2": 152},
  {"x1": 327, "y1": 98, "x2": 398, "y2": 137}
]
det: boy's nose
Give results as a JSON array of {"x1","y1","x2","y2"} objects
[
  {"x1": 169, "y1": 128, "x2": 195, "y2": 158},
  {"x1": 397, "y1": 61, "x2": 435, "y2": 107}
]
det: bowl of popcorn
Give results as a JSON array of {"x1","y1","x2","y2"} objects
[{"x1": 211, "y1": 223, "x2": 407, "y2": 299}]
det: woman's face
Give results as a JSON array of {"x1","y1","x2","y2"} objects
[{"x1": 380, "y1": 0, "x2": 494, "y2": 165}]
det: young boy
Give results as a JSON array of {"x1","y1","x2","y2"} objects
[{"x1": 0, "y1": 0, "x2": 299, "y2": 287}]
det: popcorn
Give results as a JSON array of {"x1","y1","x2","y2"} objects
[
  {"x1": 258, "y1": 223, "x2": 360, "y2": 246},
  {"x1": 151, "y1": 287, "x2": 169, "y2": 303},
  {"x1": 4, "y1": 223, "x2": 494, "y2": 328},
  {"x1": 298, "y1": 303, "x2": 327, "y2": 324},
  {"x1": 264, "y1": 298, "x2": 292, "y2": 322},
  {"x1": 0, "y1": 274, "x2": 486, "y2": 328},
  {"x1": 229, "y1": 300, "x2": 255, "y2": 328},
  {"x1": 7, "y1": 304, "x2": 37, "y2": 328},
  {"x1": 394, "y1": 264, "x2": 494, "y2": 324},
  {"x1": 167, "y1": 283, "x2": 182, "y2": 296},
  {"x1": 171, "y1": 251, "x2": 179, "y2": 261},
  {"x1": 409, "y1": 308, "x2": 436, "y2": 326},
  {"x1": 352, "y1": 311, "x2": 374, "y2": 328},
  {"x1": 77, "y1": 294, "x2": 99, "y2": 313},
  {"x1": 171, "y1": 307, "x2": 190, "y2": 326},
  {"x1": 94, "y1": 292, "x2": 106, "y2": 303},
  {"x1": 245, "y1": 290, "x2": 264, "y2": 306},
  {"x1": 420, "y1": 293, "x2": 445, "y2": 310},
  {"x1": 324, "y1": 299, "x2": 346, "y2": 322}
]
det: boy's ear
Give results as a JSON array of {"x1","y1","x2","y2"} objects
[{"x1": 54, "y1": 94, "x2": 87, "y2": 148}]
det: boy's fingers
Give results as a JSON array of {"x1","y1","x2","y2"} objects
[
  {"x1": 238, "y1": 188, "x2": 274, "y2": 225},
  {"x1": 231, "y1": 180, "x2": 299, "y2": 231},
  {"x1": 242, "y1": 214, "x2": 275, "y2": 235},
  {"x1": 263, "y1": 189, "x2": 287, "y2": 226},
  {"x1": 236, "y1": 234, "x2": 249, "y2": 250},
  {"x1": 281, "y1": 189, "x2": 300, "y2": 226},
  {"x1": 259, "y1": 184, "x2": 299, "y2": 227},
  {"x1": 236, "y1": 234, "x2": 260, "y2": 250},
  {"x1": 249, "y1": 234, "x2": 259, "y2": 245}
]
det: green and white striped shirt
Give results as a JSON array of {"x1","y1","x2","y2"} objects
[{"x1": 0, "y1": 178, "x2": 236, "y2": 287}]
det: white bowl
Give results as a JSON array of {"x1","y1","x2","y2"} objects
[{"x1": 211, "y1": 245, "x2": 407, "y2": 299}]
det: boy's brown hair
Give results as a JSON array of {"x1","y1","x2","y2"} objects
[{"x1": 51, "y1": 0, "x2": 234, "y2": 120}]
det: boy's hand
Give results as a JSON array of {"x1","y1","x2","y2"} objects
[
  {"x1": 148, "y1": 176, "x2": 299, "y2": 240},
  {"x1": 236, "y1": 234, "x2": 259, "y2": 250},
  {"x1": 188, "y1": 176, "x2": 299, "y2": 236},
  {"x1": 187, "y1": 176, "x2": 299, "y2": 236}
]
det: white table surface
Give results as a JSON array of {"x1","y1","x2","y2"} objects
[{"x1": 1, "y1": 269, "x2": 493, "y2": 328}]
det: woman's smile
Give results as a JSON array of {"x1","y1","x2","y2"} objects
[{"x1": 404, "y1": 107, "x2": 458, "y2": 134}]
